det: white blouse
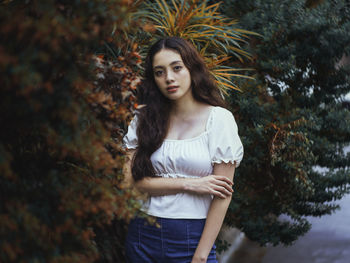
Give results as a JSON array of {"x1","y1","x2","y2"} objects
[{"x1": 123, "y1": 106, "x2": 243, "y2": 219}]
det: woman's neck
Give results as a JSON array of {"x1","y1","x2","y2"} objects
[{"x1": 170, "y1": 94, "x2": 203, "y2": 118}]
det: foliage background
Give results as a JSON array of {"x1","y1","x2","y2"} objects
[
  {"x1": 133, "y1": 0, "x2": 257, "y2": 93},
  {"x1": 221, "y1": 0, "x2": 350, "y2": 245},
  {"x1": 1, "y1": 0, "x2": 350, "y2": 262},
  {"x1": 0, "y1": 0, "x2": 141, "y2": 262}
]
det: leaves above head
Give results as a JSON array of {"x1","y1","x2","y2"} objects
[{"x1": 133, "y1": 0, "x2": 259, "y2": 93}]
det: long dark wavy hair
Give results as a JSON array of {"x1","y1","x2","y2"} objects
[{"x1": 132, "y1": 37, "x2": 226, "y2": 181}]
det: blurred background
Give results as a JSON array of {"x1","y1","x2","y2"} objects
[{"x1": 1, "y1": 0, "x2": 349, "y2": 262}]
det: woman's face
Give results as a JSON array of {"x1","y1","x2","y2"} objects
[{"x1": 152, "y1": 49, "x2": 192, "y2": 101}]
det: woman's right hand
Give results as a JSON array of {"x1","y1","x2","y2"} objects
[{"x1": 185, "y1": 175, "x2": 233, "y2": 198}]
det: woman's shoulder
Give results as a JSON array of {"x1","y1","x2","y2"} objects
[
  {"x1": 211, "y1": 106, "x2": 234, "y2": 120},
  {"x1": 206, "y1": 106, "x2": 234, "y2": 131}
]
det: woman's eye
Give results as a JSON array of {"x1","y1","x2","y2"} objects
[
  {"x1": 174, "y1": 66, "x2": 182, "y2": 71},
  {"x1": 154, "y1": 70, "x2": 164, "y2": 77}
]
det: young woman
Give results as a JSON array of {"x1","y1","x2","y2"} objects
[{"x1": 123, "y1": 37, "x2": 243, "y2": 263}]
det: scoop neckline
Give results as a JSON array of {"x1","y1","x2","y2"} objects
[{"x1": 163, "y1": 106, "x2": 216, "y2": 142}]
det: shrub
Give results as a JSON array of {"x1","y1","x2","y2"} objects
[{"x1": 0, "y1": 0, "x2": 141, "y2": 262}]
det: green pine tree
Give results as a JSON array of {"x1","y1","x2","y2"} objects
[{"x1": 220, "y1": 0, "x2": 350, "y2": 246}]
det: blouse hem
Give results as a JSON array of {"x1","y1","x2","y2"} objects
[{"x1": 141, "y1": 209, "x2": 207, "y2": 219}]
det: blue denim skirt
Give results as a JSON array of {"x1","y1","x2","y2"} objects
[{"x1": 125, "y1": 217, "x2": 217, "y2": 263}]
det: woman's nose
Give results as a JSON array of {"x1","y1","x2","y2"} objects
[{"x1": 166, "y1": 71, "x2": 175, "y2": 83}]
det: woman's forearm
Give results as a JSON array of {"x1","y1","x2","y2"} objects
[
  {"x1": 123, "y1": 151, "x2": 232, "y2": 197},
  {"x1": 135, "y1": 177, "x2": 188, "y2": 195},
  {"x1": 192, "y1": 162, "x2": 236, "y2": 263},
  {"x1": 135, "y1": 175, "x2": 232, "y2": 197},
  {"x1": 192, "y1": 196, "x2": 232, "y2": 262},
  {"x1": 123, "y1": 150, "x2": 233, "y2": 197}
]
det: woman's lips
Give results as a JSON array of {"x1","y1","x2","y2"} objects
[{"x1": 167, "y1": 86, "x2": 179, "y2": 93}]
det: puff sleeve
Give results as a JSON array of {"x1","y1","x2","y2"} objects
[
  {"x1": 123, "y1": 114, "x2": 139, "y2": 150},
  {"x1": 209, "y1": 107, "x2": 244, "y2": 167}
]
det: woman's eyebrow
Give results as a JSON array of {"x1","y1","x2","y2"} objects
[
  {"x1": 170, "y1": 60, "x2": 182, "y2": 65},
  {"x1": 153, "y1": 60, "x2": 183, "y2": 69}
]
